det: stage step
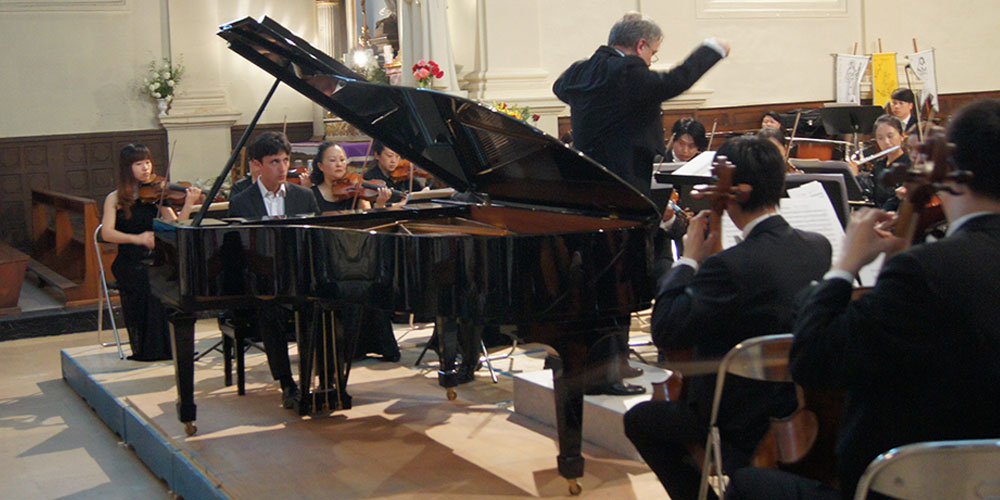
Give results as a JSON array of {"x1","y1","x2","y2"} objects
[{"x1": 512, "y1": 361, "x2": 672, "y2": 461}]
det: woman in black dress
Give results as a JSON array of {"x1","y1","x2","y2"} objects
[
  {"x1": 100, "y1": 144, "x2": 201, "y2": 361},
  {"x1": 310, "y1": 141, "x2": 391, "y2": 212}
]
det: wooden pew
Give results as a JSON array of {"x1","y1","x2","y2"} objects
[{"x1": 29, "y1": 189, "x2": 116, "y2": 307}]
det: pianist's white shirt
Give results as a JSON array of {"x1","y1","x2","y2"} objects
[{"x1": 256, "y1": 178, "x2": 286, "y2": 217}]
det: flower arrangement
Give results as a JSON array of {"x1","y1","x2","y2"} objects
[
  {"x1": 412, "y1": 59, "x2": 443, "y2": 87},
  {"x1": 493, "y1": 101, "x2": 541, "y2": 124},
  {"x1": 142, "y1": 57, "x2": 183, "y2": 103}
]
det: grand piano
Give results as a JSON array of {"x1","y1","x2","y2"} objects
[{"x1": 150, "y1": 16, "x2": 659, "y2": 494}]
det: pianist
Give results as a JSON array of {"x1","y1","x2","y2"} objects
[{"x1": 228, "y1": 131, "x2": 319, "y2": 409}]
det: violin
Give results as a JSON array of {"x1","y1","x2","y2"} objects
[
  {"x1": 390, "y1": 160, "x2": 432, "y2": 181},
  {"x1": 287, "y1": 162, "x2": 310, "y2": 187},
  {"x1": 138, "y1": 175, "x2": 203, "y2": 208},
  {"x1": 328, "y1": 173, "x2": 405, "y2": 203}
]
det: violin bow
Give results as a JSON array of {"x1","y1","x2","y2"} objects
[
  {"x1": 707, "y1": 118, "x2": 718, "y2": 151},
  {"x1": 785, "y1": 111, "x2": 802, "y2": 164},
  {"x1": 157, "y1": 140, "x2": 178, "y2": 216}
]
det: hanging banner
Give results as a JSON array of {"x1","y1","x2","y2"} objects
[
  {"x1": 871, "y1": 52, "x2": 899, "y2": 107},
  {"x1": 908, "y1": 48, "x2": 939, "y2": 112},
  {"x1": 835, "y1": 54, "x2": 870, "y2": 104}
]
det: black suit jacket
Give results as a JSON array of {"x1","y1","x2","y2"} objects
[
  {"x1": 652, "y1": 215, "x2": 832, "y2": 451},
  {"x1": 553, "y1": 44, "x2": 722, "y2": 196},
  {"x1": 228, "y1": 181, "x2": 319, "y2": 218},
  {"x1": 791, "y1": 213, "x2": 1000, "y2": 497}
]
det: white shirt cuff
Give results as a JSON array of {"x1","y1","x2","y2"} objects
[
  {"x1": 703, "y1": 38, "x2": 728, "y2": 58},
  {"x1": 672, "y1": 256, "x2": 700, "y2": 273},
  {"x1": 823, "y1": 269, "x2": 855, "y2": 283}
]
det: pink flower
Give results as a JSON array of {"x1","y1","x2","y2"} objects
[{"x1": 416, "y1": 68, "x2": 430, "y2": 80}]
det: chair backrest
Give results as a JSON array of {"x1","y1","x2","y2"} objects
[
  {"x1": 853, "y1": 439, "x2": 1000, "y2": 500},
  {"x1": 707, "y1": 334, "x2": 795, "y2": 425}
]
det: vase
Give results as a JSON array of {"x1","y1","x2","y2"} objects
[{"x1": 156, "y1": 98, "x2": 169, "y2": 116}]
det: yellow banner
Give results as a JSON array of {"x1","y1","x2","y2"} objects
[{"x1": 872, "y1": 52, "x2": 899, "y2": 107}]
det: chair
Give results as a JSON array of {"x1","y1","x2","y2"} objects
[
  {"x1": 93, "y1": 224, "x2": 126, "y2": 360},
  {"x1": 697, "y1": 334, "x2": 797, "y2": 500},
  {"x1": 853, "y1": 439, "x2": 1000, "y2": 500}
]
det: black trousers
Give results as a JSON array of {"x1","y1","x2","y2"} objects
[
  {"x1": 624, "y1": 399, "x2": 754, "y2": 500},
  {"x1": 242, "y1": 304, "x2": 294, "y2": 388}
]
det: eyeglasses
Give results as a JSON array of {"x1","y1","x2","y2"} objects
[{"x1": 651, "y1": 53, "x2": 659, "y2": 64}]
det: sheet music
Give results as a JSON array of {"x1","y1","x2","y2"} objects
[
  {"x1": 787, "y1": 180, "x2": 829, "y2": 200},
  {"x1": 778, "y1": 196, "x2": 883, "y2": 286},
  {"x1": 672, "y1": 151, "x2": 715, "y2": 177}
]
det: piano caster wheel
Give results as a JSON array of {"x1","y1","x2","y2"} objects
[
  {"x1": 446, "y1": 388, "x2": 457, "y2": 401},
  {"x1": 567, "y1": 478, "x2": 582, "y2": 496},
  {"x1": 184, "y1": 421, "x2": 197, "y2": 436}
]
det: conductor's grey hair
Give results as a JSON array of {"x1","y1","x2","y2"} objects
[{"x1": 607, "y1": 11, "x2": 663, "y2": 48}]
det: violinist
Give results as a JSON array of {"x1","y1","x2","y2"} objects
[
  {"x1": 756, "y1": 126, "x2": 800, "y2": 174},
  {"x1": 850, "y1": 114, "x2": 910, "y2": 211},
  {"x1": 100, "y1": 144, "x2": 201, "y2": 361},
  {"x1": 362, "y1": 141, "x2": 409, "y2": 205},
  {"x1": 726, "y1": 98, "x2": 1000, "y2": 500},
  {"x1": 310, "y1": 141, "x2": 391, "y2": 211},
  {"x1": 624, "y1": 136, "x2": 831, "y2": 500},
  {"x1": 669, "y1": 118, "x2": 708, "y2": 163}
]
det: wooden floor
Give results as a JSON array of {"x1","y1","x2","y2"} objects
[{"x1": 60, "y1": 317, "x2": 667, "y2": 499}]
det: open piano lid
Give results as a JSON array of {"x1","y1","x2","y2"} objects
[{"x1": 218, "y1": 16, "x2": 658, "y2": 220}]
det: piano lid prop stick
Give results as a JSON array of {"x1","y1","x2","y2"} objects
[{"x1": 193, "y1": 77, "x2": 282, "y2": 226}]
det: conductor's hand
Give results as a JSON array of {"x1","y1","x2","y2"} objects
[
  {"x1": 834, "y1": 208, "x2": 907, "y2": 276},
  {"x1": 681, "y1": 210, "x2": 720, "y2": 264},
  {"x1": 135, "y1": 231, "x2": 156, "y2": 249},
  {"x1": 716, "y1": 38, "x2": 731, "y2": 56}
]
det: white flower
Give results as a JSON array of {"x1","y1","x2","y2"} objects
[
  {"x1": 143, "y1": 77, "x2": 149, "y2": 85},
  {"x1": 148, "y1": 83, "x2": 158, "y2": 91},
  {"x1": 161, "y1": 71, "x2": 169, "y2": 79},
  {"x1": 153, "y1": 92, "x2": 161, "y2": 98},
  {"x1": 167, "y1": 80, "x2": 174, "y2": 87},
  {"x1": 161, "y1": 62, "x2": 170, "y2": 70}
]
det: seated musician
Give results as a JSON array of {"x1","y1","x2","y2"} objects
[
  {"x1": 726, "y1": 98, "x2": 1000, "y2": 500},
  {"x1": 101, "y1": 144, "x2": 201, "y2": 361},
  {"x1": 362, "y1": 141, "x2": 410, "y2": 205},
  {"x1": 624, "y1": 136, "x2": 832, "y2": 500},
  {"x1": 228, "y1": 131, "x2": 319, "y2": 409},
  {"x1": 310, "y1": 141, "x2": 391, "y2": 211},
  {"x1": 761, "y1": 110, "x2": 783, "y2": 130},
  {"x1": 669, "y1": 117, "x2": 708, "y2": 163},
  {"x1": 756, "y1": 126, "x2": 800, "y2": 173},
  {"x1": 888, "y1": 87, "x2": 918, "y2": 133},
  {"x1": 849, "y1": 114, "x2": 910, "y2": 211}
]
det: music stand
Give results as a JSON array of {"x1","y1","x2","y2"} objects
[{"x1": 819, "y1": 105, "x2": 884, "y2": 153}]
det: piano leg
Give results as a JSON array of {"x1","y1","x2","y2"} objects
[
  {"x1": 168, "y1": 312, "x2": 198, "y2": 435},
  {"x1": 550, "y1": 338, "x2": 588, "y2": 495}
]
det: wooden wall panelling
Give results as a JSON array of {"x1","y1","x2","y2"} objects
[{"x1": 0, "y1": 129, "x2": 167, "y2": 250}]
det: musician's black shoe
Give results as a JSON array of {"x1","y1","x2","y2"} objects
[
  {"x1": 585, "y1": 381, "x2": 646, "y2": 396},
  {"x1": 281, "y1": 383, "x2": 300, "y2": 409},
  {"x1": 620, "y1": 365, "x2": 644, "y2": 379}
]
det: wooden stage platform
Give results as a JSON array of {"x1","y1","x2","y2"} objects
[{"x1": 61, "y1": 320, "x2": 665, "y2": 499}]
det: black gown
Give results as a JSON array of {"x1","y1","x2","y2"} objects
[
  {"x1": 311, "y1": 184, "x2": 362, "y2": 212},
  {"x1": 111, "y1": 201, "x2": 172, "y2": 361}
]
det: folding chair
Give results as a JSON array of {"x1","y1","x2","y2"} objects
[
  {"x1": 93, "y1": 224, "x2": 126, "y2": 359},
  {"x1": 853, "y1": 439, "x2": 1000, "y2": 500},
  {"x1": 697, "y1": 334, "x2": 797, "y2": 500}
]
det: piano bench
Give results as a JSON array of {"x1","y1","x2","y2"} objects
[{"x1": 216, "y1": 312, "x2": 265, "y2": 395}]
